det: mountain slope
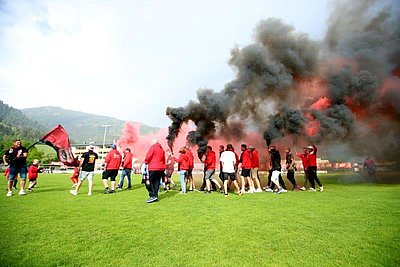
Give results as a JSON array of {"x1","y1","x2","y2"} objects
[{"x1": 21, "y1": 106, "x2": 159, "y2": 144}]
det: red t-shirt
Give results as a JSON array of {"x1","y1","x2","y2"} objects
[
  {"x1": 204, "y1": 150, "x2": 216, "y2": 170},
  {"x1": 28, "y1": 165, "x2": 39, "y2": 180},
  {"x1": 144, "y1": 143, "x2": 166, "y2": 171},
  {"x1": 122, "y1": 152, "x2": 133, "y2": 169},
  {"x1": 105, "y1": 149, "x2": 122, "y2": 170},
  {"x1": 175, "y1": 152, "x2": 190, "y2": 170},
  {"x1": 251, "y1": 149, "x2": 259, "y2": 168},
  {"x1": 240, "y1": 149, "x2": 252, "y2": 169}
]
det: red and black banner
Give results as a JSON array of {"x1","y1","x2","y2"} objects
[{"x1": 40, "y1": 125, "x2": 79, "y2": 167}]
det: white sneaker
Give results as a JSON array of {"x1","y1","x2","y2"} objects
[
  {"x1": 18, "y1": 190, "x2": 26, "y2": 196},
  {"x1": 87, "y1": 192, "x2": 92, "y2": 196},
  {"x1": 309, "y1": 188, "x2": 316, "y2": 192},
  {"x1": 6, "y1": 191, "x2": 12, "y2": 197},
  {"x1": 69, "y1": 190, "x2": 78, "y2": 196},
  {"x1": 265, "y1": 188, "x2": 273, "y2": 192},
  {"x1": 255, "y1": 188, "x2": 263, "y2": 193},
  {"x1": 280, "y1": 189, "x2": 287, "y2": 193},
  {"x1": 319, "y1": 186, "x2": 324, "y2": 192},
  {"x1": 300, "y1": 186, "x2": 306, "y2": 191}
]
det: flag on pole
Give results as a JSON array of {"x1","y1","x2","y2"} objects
[{"x1": 40, "y1": 125, "x2": 79, "y2": 167}]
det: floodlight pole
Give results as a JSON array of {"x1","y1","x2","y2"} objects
[{"x1": 102, "y1": 124, "x2": 111, "y2": 159}]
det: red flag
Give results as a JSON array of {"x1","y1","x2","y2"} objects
[{"x1": 40, "y1": 125, "x2": 79, "y2": 167}]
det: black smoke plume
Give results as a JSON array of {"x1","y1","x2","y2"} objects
[{"x1": 166, "y1": 0, "x2": 400, "y2": 161}]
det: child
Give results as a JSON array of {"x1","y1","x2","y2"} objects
[
  {"x1": 70, "y1": 166, "x2": 80, "y2": 188},
  {"x1": 141, "y1": 163, "x2": 151, "y2": 191},
  {"x1": 4, "y1": 167, "x2": 18, "y2": 190},
  {"x1": 27, "y1": 159, "x2": 41, "y2": 192}
]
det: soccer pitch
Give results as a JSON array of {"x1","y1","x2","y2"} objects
[{"x1": 0, "y1": 172, "x2": 399, "y2": 266}]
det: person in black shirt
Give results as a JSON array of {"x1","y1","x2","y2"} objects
[
  {"x1": 70, "y1": 145, "x2": 98, "y2": 196},
  {"x1": 3, "y1": 140, "x2": 28, "y2": 197}
]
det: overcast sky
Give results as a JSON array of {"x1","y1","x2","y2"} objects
[{"x1": 0, "y1": 0, "x2": 330, "y2": 127}]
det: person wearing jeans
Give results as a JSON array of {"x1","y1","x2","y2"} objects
[
  {"x1": 144, "y1": 139, "x2": 166, "y2": 203},
  {"x1": 174, "y1": 147, "x2": 190, "y2": 194},
  {"x1": 119, "y1": 148, "x2": 133, "y2": 190}
]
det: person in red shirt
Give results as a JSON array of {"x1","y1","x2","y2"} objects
[
  {"x1": 239, "y1": 144, "x2": 254, "y2": 193},
  {"x1": 174, "y1": 147, "x2": 190, "y2": 194},
  {"x1": 295, "y1": 147, "x2": 309, "y2": 191},
  {"x1": 306, "y1": 145, "x2": 323, "y2": 192},
  {"x1": 3, "y1": 167, "x2": 18, "y2": 190},
  {"x1": 144, "y1": 139, "x2": 166, "y2": 203},
  {"x1": 185, "y1": 147, "x2": 195, "y2": 191},
  {"x1": 163, "y1": 148, "x2": 177, "y2": 192},
  {"x1": 249, "y1": 146, "x2": 262, "y2": 192},
  {"x1": 102, "y1": 144, "x2": 122, "y2": 194},
  {"x1": 202, "y1": 146, "x2": 222, "y2": 193},
  {"x1": 27, "y1": 159, "x2": 41, "y2": 191},
  {"x1": 118, "y1": 148, "x2": 134, "y2": 190},
  {"x1": 70, "y1": 166, "x2": 80, "y2": 188}
]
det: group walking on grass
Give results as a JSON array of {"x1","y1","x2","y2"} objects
[{"x1": 3, "y1": 138, "x2": 325, "y2": 201}]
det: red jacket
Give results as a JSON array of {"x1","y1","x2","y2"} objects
[
  {"x1": 307, "y1": 146, "x2": 318, "y2": 167},
  {"x1": 204, "y1": 150, "x2": 216, "y2": 170},
  {"x1": 28, "y1": 165, "x2": 39, "y2": 180},
  {"x1": 144, "y1": 143, "x2": 166, "y2": 171},
  {"x1": 105, "y1": 149, "x2": 122, "y2": 170},
  {"x1": 122, "y1": 151, "x2": 133, "y2": 169},
  {"x1": 175, "y1": 152, "x2": 190, "y2": 170},
  {"x1": 240, "y1": 149, "x2": 252, "y2": 169},
  {"x1": 296, "y1": 152, "x2": 308, "y2": 169},
  {"x1": 187, "y1": 149, "x2": 194, "y2": 170},
  {"x1": 251, "y1": 149, "x2": 259, "y2": 168}
]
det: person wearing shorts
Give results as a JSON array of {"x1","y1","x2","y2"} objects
[
  {"x1": 220, "y1": 145, "x2": 241, "y2": 197},
  {"x1": 102, "y1": 144, "x2": 122, "y2": 194},
  {"x1": 3, "y1": 140, "x2": 28, "y2": 197},
  {"x1": 239, "y1": 144, "x2": 254, "y2": 193},
  {"x1": 70, "y1": 145, "x2": 98, "y2": 196}
]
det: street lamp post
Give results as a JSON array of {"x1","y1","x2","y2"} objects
[{"x1": 101, "y1": 124, "x2": 111, "y2": 159}]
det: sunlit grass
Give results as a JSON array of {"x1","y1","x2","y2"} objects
[{"x1": 0, "y1": 172, "x2": 399, "y2": 266}]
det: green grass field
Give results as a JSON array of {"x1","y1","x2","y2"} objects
[{"x1": 0, "y1": 172, "x2": 399, "y2": 266}]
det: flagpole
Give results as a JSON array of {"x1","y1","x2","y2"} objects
[{"x1": 26, "y1": 140, "x2": 41, "y2": 151}]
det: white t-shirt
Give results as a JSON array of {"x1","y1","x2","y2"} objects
[{"x1": 220, "y1": 151, "x2": 236, "y2": 173}]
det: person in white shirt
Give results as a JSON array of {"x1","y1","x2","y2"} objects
[{"x1": 219, "y1": 144, "x2": 242, "y2": 197}]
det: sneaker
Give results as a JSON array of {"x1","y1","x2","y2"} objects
[
  {"x1": 117, "y1": 187, "x2": 123, "y2": 191},
  {"x1": 265, "y1": 187, "x2": 273, "y2": 192},
  {"x1": 179, "y1": 192, "x2": 187, "y2": 195},
  {"x1": 172, "y1": 184, "x2": 177, "y2": 190},
  {"x1": 300, "y1": 186, "x2": 306, "y2": 191},
  {"x1": 255, "y1": 188, "x2": 263, "y2": 193},
  {"x1": 87, "y1": 192, "x2": 92, "y2": 196},
  {"x1": 6, "y1": 191, "x2": 12, "y2": 197},
  {"x1": 70, "y1": 190, "x2": 78, "y2": 196},
  {"x1": 27, "y1": 188, "x2": 33, "y2": 192},
  {"x1": 219, "y1": 188, "x2": 224, "y2": 194},
  {"x1": 280, "y1": 189, "x2": 287, "y2": 193},
  {"x1": 224, "y1": 194, "x2": 229, "y2": 198},
  {"x1": 126, "y1": 187, "x2": 132, "y2": 190},
  {"x1": 72, "y1": 183, "x2": 77, "y2": 188},
  {"x1": 18, "y1": 190, "x2": 26, "y2": 196},
  {"x1": 109, "y1": 190, "x2": 115, "y2": 194},
  {"x1": 293, "y1": 187, "x2": 299, "y2": 192},
  {"x1": 103, "y1": 188, "x2": 110, "y2": 194},
  {"x1": 146, "y1": 197, "x2": 158, "y2": 203},
  {"x1": 309, "y1": 188, "x2": 316, "y2": 192},
  {"x1": 276, "y1": 188, "x2": 282, "y2": 194},
  {"x1": 319, "y1": 186, "x2": 324, "y2": 192}
]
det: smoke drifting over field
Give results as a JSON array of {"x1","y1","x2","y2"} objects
[{"x1": 167, "y1": 0, "x2": 400, "y2": 160}]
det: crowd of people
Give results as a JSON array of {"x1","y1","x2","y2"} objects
[
  {"x1": 3, "y1": 138, "x2": 327, "y2": 201},
  {"x1": 140, "y1": 139, "x2": 325, "y2": 203}
]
